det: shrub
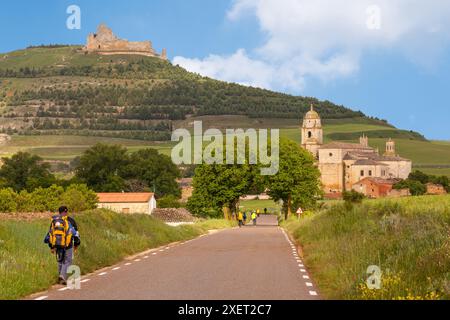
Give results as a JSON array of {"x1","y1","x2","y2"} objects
[
  {"x1": 60, "y1": 184, "x2": 98, "y2": 212},
  {"x1": 157, "y1": 195, "x2": 182, "y2": 208},
  {"x1": 394, "y1": 179, "x2": 426, "y2": 196},
  {"x1": 0, "y1": 184, "x2": 98, "y2": 213},
  {"x1": 0, "y1": 188, "x2": 19, "y2": 212},
  {"x1": 343, "y1": 190, "x2": 365, "y2": 203}
]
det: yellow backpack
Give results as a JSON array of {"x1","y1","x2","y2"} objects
[{"x1": 49, "y1": 215, "x2": 73, "y2": 249}]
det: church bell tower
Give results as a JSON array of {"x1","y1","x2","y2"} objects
[{"x1": 301, "y1": 103, "x2": 323, "y2": 159}]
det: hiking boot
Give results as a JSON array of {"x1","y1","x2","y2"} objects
[{"x1": 58, "y1": 277, "x2": 67, "y2": 285}]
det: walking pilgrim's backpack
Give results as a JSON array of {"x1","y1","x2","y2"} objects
[{"x1": 48, "y1": 215, "x2": 74, "y2": 250}]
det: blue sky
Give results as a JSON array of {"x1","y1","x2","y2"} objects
[{"x1": 0, "y1": 0, "x2": 449, "y2": 140}]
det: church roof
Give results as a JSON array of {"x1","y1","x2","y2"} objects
[
  {"x1": 353, "y1": 159, "x2": 388, "y2": 166},
  {"x1": 354, "y1": 177, "x2": 402, "y2": 186},
  {"x1": 319, "y1": 142, "x2": 373, "y2": 150}
]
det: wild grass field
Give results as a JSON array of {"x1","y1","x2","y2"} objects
[
  {"x1": 283, "y1": 195, "x2": 450, "y2": 300},
  {"x1": 0, "y1": 209, "x2": 235, "y2": 300}
]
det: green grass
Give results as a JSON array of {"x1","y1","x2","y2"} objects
[
  {"x1": 417, "y1": 167, "x2": 450, "y2": 178},
  {"x1": 282, "y1": 195, "x2": 450, "y2": 300},
  {"x1": 0, "y1": 135, "x2": 173, "y2": 160},
  {"x1": 239, "y1": 199, "x2": 281, "y2": 213},
  {"x1": 0, "y1": 209, "x2": 235, "y2": 300}
]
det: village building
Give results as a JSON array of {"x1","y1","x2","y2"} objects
[
  {"x1": 83, "y1": 24, "x2": 167, "y2": 59},
  {"x1": 301, "y1": 105, "x2": 412, "y2": 197},
  {"x1": 426, "y1": 183, "x2": 447, "y2": 195},
  {"x1": 97, "y1": 192, "x2": 157, "y2": 215},
  {"x1": 351, "y1": 177, "x2": 410, "y2": 198}
]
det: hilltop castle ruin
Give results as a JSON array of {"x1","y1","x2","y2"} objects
[{"x1": 83, "y1": 24, "x2": 167, "y2": 60}]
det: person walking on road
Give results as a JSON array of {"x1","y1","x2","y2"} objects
[
  {"x1": 238, "y1": 211, "x2": 244, "y2": 228},
  {"x1": 251, "y1": 211, "x2": 257, "y2": 226},
  {"x1": 243, "y1": 211, "x2": 247, "y2": 225},
  {"x1": 44, "y1": 206, "x2": 81, "y2": 285}
]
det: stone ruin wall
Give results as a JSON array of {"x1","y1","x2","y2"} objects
[{"x1": 84, "y1": 25, "x2": 167, "y2": 59}]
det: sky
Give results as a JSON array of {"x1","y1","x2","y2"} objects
[{"x1": 0, "y1": 0, "x2": 449, "y2": 140}]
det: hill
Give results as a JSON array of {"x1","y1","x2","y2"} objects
[
  {"x1": 0, "y1": 45, "x2": 393, "y2": 142},
  {"x1": 1, "y1": 45, "x2": 449, "y2": 177}
]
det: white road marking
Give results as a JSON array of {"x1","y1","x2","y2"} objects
[
  {"x1": 303, "y1": 275, "x2": 310, "y2": 279},
  {"x1": 125, "y1": 262, "x2": 132, "y2": 266},
  {"x1": 81, "y1": 279, "x2": 90, "y2": 283},
  {"x1": 134, "y1": 259, "x2": 141, "y2": 262},
  {"x1": 300, "y1": 269, "x2": 306, "y2": 273},
  {"x1": 298, "y1": 264, "x2": 304, "y2": 267},
  {"x1": 112, "y1": 267, "x2": 120, "y2": 271},
  {"x1": 309, "y1": 291, "x2": 318, "y2": 296},
  {"x1": 99, "y1": 272, "x2": 108, "y2": 276},
  {"x1": 58, "y1": 287, "x2": 69, "y2": 292},
  {"x1": 152, "y1": 252, "x2": 157, "y2": 255},
  {"x1": 144, "y1": 256, "x2": 149, "y2": 259},
  {"x1": 306, "y1": 282, "x2": 313, "y2": 287},
  {"x1": 159, "y1": 249, "x2": 164, "y2": 252},
  {"x1": 34, "y1": 296, "x2": 48, "y2": 300}
]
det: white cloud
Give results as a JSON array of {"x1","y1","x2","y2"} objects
[{"x1": 173, "y1": 0, "x2": 450, "y2": 93}]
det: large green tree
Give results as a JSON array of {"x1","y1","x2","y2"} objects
[
  {"x1": 0, "y1": 152, "x2": 55, "y2": 192},
  {"x1": 266, "y1": 138, "x2": 322, "y2": 219},
  {"x1": 75, "y1": 144, "x2": 181, "y2": 196},
  {"x1": 74, "y1": 143, "x2": 129, "y2": 192},
  {"x1": 122, "y1": 148, "x2": 181, "y2": 197},
  {"x1": 187, "y1": 163, "x2": 259, "y2": 219}
]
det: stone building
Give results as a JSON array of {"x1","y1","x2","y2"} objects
[
  {"x1": 300, "y1": 105, "x2": 412, "y2": 197},
  {"x1": 83, "y1": 24, "x2": 167, "y2": 59},
  {"x1": 426, "y1": 183, "x2": 447, "y2": 195},
  {"x1": 351, "y1": 177, "x2": 404, "y2": 198},
  {"x1": 97, "y1": 192, "x2": 157, "y2": 215}
]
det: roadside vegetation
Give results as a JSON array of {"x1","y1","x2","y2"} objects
[
  {"x1": 283, "y1": 195, "x2": 450, "y2": 300},
  {"x1": 0, "y1": 209, "x2": 235, "y2": 300}
]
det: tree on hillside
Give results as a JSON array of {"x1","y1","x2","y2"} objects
[
  {"x1": 0, "y1": 152, "x2": 55, "y2": 192},
  {"x1": 266, "y1": 139, "x2": 322, "y2": 220},
  {"x1": 74, "y1": 143, "x2": 129, "y2": 192}
]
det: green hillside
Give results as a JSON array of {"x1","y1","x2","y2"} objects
[
  {"x1": 0, "y1": 45, "x2": 449, "y2": 177},
  {"x1": 0, "y1": 45, "x2": 390, "y2": 141}
]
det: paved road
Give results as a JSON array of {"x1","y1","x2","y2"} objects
[{"x1": 31, "y1": 215, "x2": 319, "y2": 300}]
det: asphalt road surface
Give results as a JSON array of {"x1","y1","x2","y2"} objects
[{"x1": 31, "y1": 215, "x2": 319, "y2": 300}]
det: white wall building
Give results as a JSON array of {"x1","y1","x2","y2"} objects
[{"x1": 97, "y1": 192, "x2": 157, "y2": 215}]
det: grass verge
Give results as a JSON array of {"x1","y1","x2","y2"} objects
[
  {"x1": 0, "y1": 209, "x2": 235, "y2": 300},
  {"x1": 282, "y1": 195, "x2": 450, "y2": 300}
]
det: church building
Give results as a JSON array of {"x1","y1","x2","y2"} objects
[{"x1": 301, "y1": 105, "x2": 412, "y2": 197}]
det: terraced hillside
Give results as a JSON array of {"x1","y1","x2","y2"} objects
[
  {"x1": 0, "y1": 45, "x2": 388, "y2": 141},
  {"x1": 0, "y1": 45, "x2": 449, "y2": 177}
]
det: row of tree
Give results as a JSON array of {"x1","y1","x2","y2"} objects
[
  {"x1": 0, "y1": 145, "x2": 181, "y2": 198},
  {"x1": 10, "y1": 80, "x2": 365, "y2": 121},
  {"x1": 187, "y1": 138, "x2": 323, "y2": 219},
  {"x1": 0, "y1": 184, "x2": 97, "y2": 213}
]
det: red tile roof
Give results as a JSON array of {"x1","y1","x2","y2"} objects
[{"x1": 97, "y1": 193, "x2": 154, "y2": 203}]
